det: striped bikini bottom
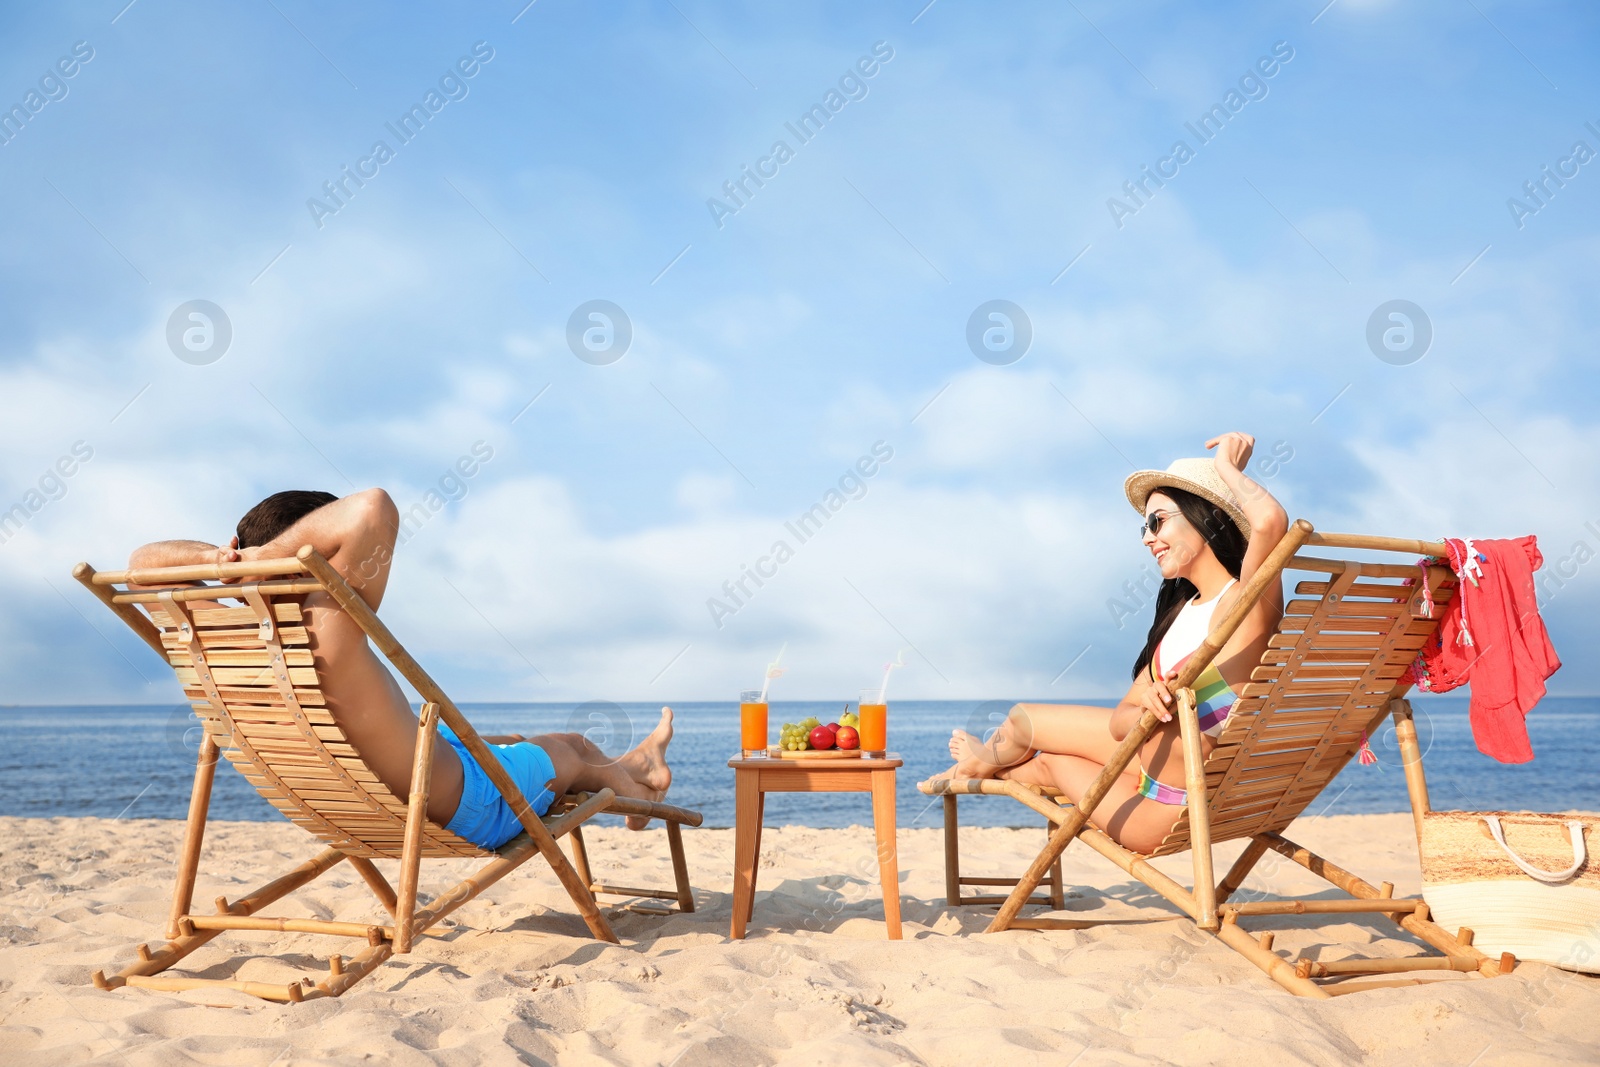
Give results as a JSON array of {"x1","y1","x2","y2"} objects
[{"x1": 1136, "y1": 768, "x2": 1188, "y2": 806}]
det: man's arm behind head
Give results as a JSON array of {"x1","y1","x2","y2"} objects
[
  {"x1": 127, "y1": 539, "x2": 229, "y2": 572},
  {"x1": 241, "y1": 488, "x2": 400, "y2": 609}
]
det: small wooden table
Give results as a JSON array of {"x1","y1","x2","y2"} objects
[{"x1": 727, "y1": 753, "x2": 903, "y2": 940}]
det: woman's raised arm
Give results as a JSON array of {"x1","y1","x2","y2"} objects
[{"x1": 1206, "y1": 431, "x2": 1289, "y2": 621}]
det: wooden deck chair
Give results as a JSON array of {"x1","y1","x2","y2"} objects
[
  {"x1": 921, "y1": 520, "x2": 1519, "y2": 997},
  {"x1": 72, "y1": 546, "x2": 702, "y2": 1003}
]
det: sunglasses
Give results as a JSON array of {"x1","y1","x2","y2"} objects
[{"x1": 1140, "y1": 509, "x2": 1178, "y2": 538}]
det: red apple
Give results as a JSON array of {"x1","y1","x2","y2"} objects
[
  {"x1": 835, "y1": 726, "x2": 859, "y2": 750},
  {"x1": 826, "y1": 722, "x2": 840, "y2": 732},
  {"x1": 809, "y1": 725, "x2": 836, "y2": 750}
]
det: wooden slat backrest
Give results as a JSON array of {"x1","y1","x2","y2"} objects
[
  {"x1": 141, "y1": 580, "x2": 486, "y2": 860},
  {"x1": 1147, "y1": 553, "x2": 1456, "y2": 858}
]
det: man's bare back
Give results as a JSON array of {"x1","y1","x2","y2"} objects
[{"x1": 130, "y1": 488, "x2": 674, "y2": 835}]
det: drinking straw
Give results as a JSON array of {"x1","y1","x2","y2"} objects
[
  {"x1": 757, "y1": 642, "x2": 787, "y2": 703},
  {"x1": 878, "y1": 649, "x2": 908, "y2": 702}
]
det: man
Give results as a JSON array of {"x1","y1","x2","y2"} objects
[{"x1": 129, "y1": 488, "x2": 674, "y2": 845}]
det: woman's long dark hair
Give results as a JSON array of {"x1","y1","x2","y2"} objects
[{"x1": 1131, "y1": 487, "x2": 1248, "y2": 682}]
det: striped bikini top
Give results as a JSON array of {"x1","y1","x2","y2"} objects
[{"x1": 1152, "y1": 578, "x2": 1239, "y2": 738}]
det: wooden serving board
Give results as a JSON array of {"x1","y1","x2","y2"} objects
[{"x1": 767, "y1": 747, "x2": 863, "y2": 760}]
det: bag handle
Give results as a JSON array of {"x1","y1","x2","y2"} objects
[{"x1": 1482, "y1": 815, "x2": 1587, "y2": 883}]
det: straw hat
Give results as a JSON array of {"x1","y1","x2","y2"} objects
[{"x1": 1124, "y1": 457, "x2": 1251, "y2": 539}]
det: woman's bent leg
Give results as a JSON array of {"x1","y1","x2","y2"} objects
[
  {"x1": 948, "y1": 703, "x2": 1122, "y2": 775},
  {"x1": 926, "y1": 703, "x2": 1127, "y2": 789},
  {"x1": 1033, "y1": 753, "x2": 1186, "y2": 855},
  {"x1": 995, "y1": 756, "x2": 1058, "y2": 790},
  {"x1": 1011, "y1": 704, "x2": 1124, "y2": 765}
]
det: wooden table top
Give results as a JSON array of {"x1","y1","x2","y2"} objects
[{"x1": 727, "y1": 752, "x2": 902, "y2": 771}]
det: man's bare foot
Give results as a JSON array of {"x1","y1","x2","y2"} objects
[{"x1": 617, "y1": 707, "x2": 674, "y2": 829}]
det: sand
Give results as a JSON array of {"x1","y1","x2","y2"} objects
[{"x1": 1, "y1": 812, "x2": 1596, "y2": 1066}]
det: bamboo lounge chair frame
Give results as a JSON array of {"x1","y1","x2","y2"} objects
[
  {"x1": 920, "y1": 521, "x2": 1518, "y2": 997},
  {"x1": 73, "y1": 545, "x2": 702, "y2": 1003}
]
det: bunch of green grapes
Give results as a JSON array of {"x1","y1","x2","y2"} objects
[{"x1": 778, "y1": 721, "x2": 810, "y2": 751}]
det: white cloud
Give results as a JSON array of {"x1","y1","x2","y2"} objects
[{"x1": 675, "y1": 472, "x2": 738, "y2": 513}]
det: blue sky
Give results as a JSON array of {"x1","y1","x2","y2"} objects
[{"x1": 1, "y1": 0, "x2": 1596, "y2": 705}]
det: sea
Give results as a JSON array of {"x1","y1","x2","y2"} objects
[{"x1": 1, "y1": 697, "x2": 1594, "y2": 832}]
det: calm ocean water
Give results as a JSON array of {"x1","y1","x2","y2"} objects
[{"x1": 1, "y1": 697, "x2": 1593, "y2": 832}]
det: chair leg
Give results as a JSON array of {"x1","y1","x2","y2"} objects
[
  {"x1": 563, "y1": 804, "x2": 698, "y2": 915},
  {"x1": 395, "y1": 704, "x2": 440, "y2": 954},
  {"x1": 346, "y1": 857, "x2": 398, "y2": 918},
  {"x1": 1390, "y1": 698, "x2": 1432, "y2": 847},
  {"x1": 1175, "y1": 688, "x2": 1218, "y2": 930},
  {"x1": 406, "y1": 834, "x2": 565, "y2": 935},
  {"x1": 1215, "y1": 836, "x2": 1272, "y2": 904},
  {"x1": 568, "y1": 824, "x2": 596, "y2": 888},
  {"x1": 1047, "y1": 828, "x2": 1065, "y2": 911},
  {"x1": 943, "y1": 794, "x2": 960, "y2": 906},
  {"x1": 166, "y1": 734, "x2": 219, "y2": 940},
  {"x1": 666, "y1": 821, "x2": 695, "y2": 913}
]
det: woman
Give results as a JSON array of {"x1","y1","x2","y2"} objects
[{"x1": 925, "y1": 431, "x2": 1288, "y2": 854}]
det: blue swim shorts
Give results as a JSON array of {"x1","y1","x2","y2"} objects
[{"x1": 437, "y1": 723, "x2": 558, "y2": 850}]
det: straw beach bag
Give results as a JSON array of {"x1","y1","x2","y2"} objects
[{"x1": 1420, "y1": 811, "x2": 1600, "y2": 973}]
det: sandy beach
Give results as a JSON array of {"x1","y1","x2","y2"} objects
[{"x1": 2, "y1": 812, "x2": 1596, "y2": 1066}]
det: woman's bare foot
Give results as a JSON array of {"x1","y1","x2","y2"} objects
[
  {"x1": 617, "y1": 707, "x2": 674, "y2": 829},
  {"x1": 928, "y1": 726, "x2": 1024, "y2": 793},
  {"x1": 948, "y1": 728, "x2": 1004, "y2": 777},
  {"x1": 917, "y1": 730, "x2": 1004, "y2": 791}
]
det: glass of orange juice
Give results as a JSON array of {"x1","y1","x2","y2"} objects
[
  {"x1": 858, "y1": 687, "x2": 887, "y2": 755},
  {"x1": 740, "y1": 690, "x2": 769, "y2": 756}
]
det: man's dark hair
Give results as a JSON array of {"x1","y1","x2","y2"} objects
[{"x1": 236, "y1": 490, "x2": 338, "y2": 549}]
